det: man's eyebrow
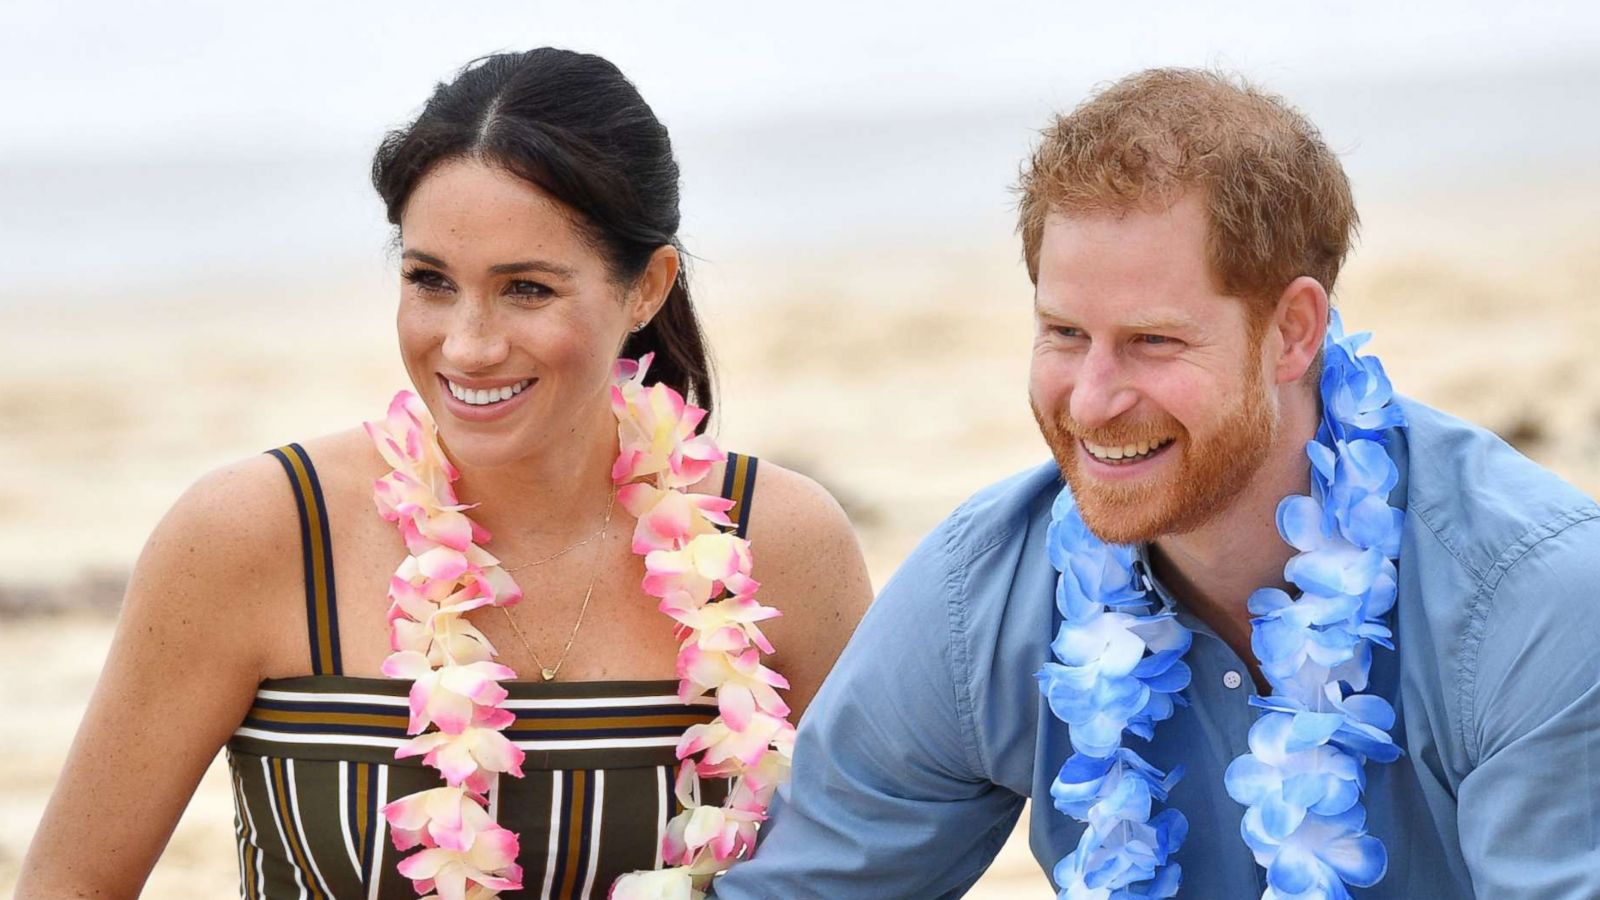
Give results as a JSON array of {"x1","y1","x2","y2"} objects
[
  {"x1": 1033, "y1": 293, "x2": 1067, "y2": 316},
  {"x1": 399, "y1": 249, "x2": 577, "y2": 280},
  {"x1": 1123, "y1": 316, "x2": 1193, "y2": 332},
  {"x1": 1030, "y1": 302, "x2": 1194, "y2": 332}
]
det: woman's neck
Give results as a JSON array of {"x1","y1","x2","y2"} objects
[{"x1": 446, "y1": 397, "x2": 621, "y2": 541}]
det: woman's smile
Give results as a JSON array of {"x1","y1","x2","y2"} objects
[{"x1": 436, "y1": 372, "x2": 538, "y2": 422}]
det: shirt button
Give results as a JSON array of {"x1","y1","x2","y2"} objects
[{"x1": 1223, "y1": 670, "x2": 1243, "y2": 690}]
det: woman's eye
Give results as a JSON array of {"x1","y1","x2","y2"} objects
[
  {"x1": 402, "y1": 268, "x2": 451, "y2": 294},
  {"x1": 506, "y1": 280, "x2": 554, "y2": 300}
]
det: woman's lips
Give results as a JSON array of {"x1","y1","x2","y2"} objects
[{"x1": 436, "y1": 373, "x2": 536, "y2": 422}]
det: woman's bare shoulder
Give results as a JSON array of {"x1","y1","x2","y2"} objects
[
  {"x1": 147, "y1": 452, "x2": 297, "y2": 585},
  {"x1": 744, "y1": 460, "x2": 859, "y2": 564},
  {"x1": 163, "y1": 428, "x2": 374, "y2": 544},
  {"x1": 736, "y1": 458, "x2": 874, "y2": 716},
  {"x1": 10, "y1": 429, "x2": 377, "y2": 898},
  {"x1": 291, "y1": 426, "x2": 392, "y2": 504},
  {"x1": 748, "y1": 461, "x2": 870, "y2": 600},
  {"x1": 141, "y1": 428, "x2": 375, "y2": 614}
]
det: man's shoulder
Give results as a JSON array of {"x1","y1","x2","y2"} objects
[
  {"x1": 1396, "y1": 399, "x2": 1600, "y2": 766},
  {"x1": 933, "y1": 460, "x2": 1062, "y2": 566},
  {"x1": 1397, "y1": 396, "x2": 1599, "y2": 582},
  {"x1": 876, "y1": 460, "x2": 1059, "y2": 609}
]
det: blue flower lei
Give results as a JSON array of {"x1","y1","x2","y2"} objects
[{"x1": 1036, "y1": 310, "x2": 1406, "y2": 900}]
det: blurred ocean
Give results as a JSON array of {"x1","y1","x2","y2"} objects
[{"x1": 3, "y1": 51, "x2": 1597, "y2": 299}]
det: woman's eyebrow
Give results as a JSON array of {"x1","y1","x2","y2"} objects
[
  {"x1": 487, "y1": 259, "x2": 577, "y2": 278},
  {"x1": 401, "y1": 248, "x2": 449, "y2": 268},
  {"x1": 400, "y1": 249, "x2": 576, "y2": 280}
]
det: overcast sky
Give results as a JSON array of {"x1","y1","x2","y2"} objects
[
  {"x1": 5, "y1": 1, "x2": 1598, "y2": 161},
  {"x1": 3, "y1": 2, "x2": 1597, "y2": 293}
]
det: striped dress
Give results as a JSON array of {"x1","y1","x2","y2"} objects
[{"x1": 225, "y1": 443, "x2": 758, "y2": 900}]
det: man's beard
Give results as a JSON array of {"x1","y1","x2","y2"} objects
[{"x1": 1032, "y1": 364, "x2": 1280, "y2": 546}]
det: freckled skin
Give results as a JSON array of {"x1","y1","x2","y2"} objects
[
  {"x1": 1027, "y1": 195, "x2": 1279, "y2": 544},
  {"x1": 1027, "y1": 191, "x2": 1330, "y2": 673},
  {"x1": 16, "y1": 159, "x2": 874, "y2": 900},
  {"x1": 395, "y1": 159, "x2": 639, "y2": 473}
]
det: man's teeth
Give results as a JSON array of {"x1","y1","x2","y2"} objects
[
  {"x1": 1085, "y1": 437, "x2": 1173, "y2": 462},
  {"x1": 446, "y1": 378, "x2": 532, "y2": 406}
]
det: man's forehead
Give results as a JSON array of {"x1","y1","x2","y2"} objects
[
  {"x1": 1033, "y1": 288, "x2": 1200, "y2": 331},
  {"x1": 1032, "y1": 195, "x2": 1235, "y2": 330},
  {"x1": 1038, "y1": 207, "x2": 1210, "y2": 278},
  {"x1": 1040, "y1": 193, "x2": 1208, "y2": 243}
]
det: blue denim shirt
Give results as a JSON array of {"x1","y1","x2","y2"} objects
[{"x1": 713, "y1": 398, "x2": 1600, "y2": 899}]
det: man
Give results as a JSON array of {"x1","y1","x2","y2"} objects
[{"x1": 712, "y1": 70, "x2": 1600, "y2": 899}]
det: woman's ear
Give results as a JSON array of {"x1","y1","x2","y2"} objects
[{"x1": 627, "y1": 244, "x2": 680, "y2": 328}]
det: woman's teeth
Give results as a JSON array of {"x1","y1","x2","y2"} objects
[
  {"x1": 446, "y1": 378, "x2": 532, "y2": 406},
  {"x1": 1084, "y1": 437, "x2": 1174, "y2": 462}
]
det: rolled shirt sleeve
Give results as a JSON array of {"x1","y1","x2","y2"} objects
[
  {"x1": 1456, "y1": 514, "x2": 1600, "y2": 899},
  {"x1": 710, "y1": 519, "x2": 1026, "y2": 899}
]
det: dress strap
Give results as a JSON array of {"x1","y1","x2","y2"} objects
[
  {"x1": 266, "y1": 443, "x2": 342, "y2": 676},
  {"x1": 719, "y1": 452, "x2": 760, "y2": 539}
]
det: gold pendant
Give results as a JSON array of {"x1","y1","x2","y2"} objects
[{"x1": 540, "y1": 666, "x2": 557, "y2": 681}]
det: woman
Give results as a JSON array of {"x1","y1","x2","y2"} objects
[{"x1": 19, "y1": 48, "x2": 872, "y2": 899}]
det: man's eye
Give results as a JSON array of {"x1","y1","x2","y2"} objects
[
  {"x1": 1139, "y1": 334, "x2": 1177, "y2": 346},
  {"x1": 1052, "y1": 326, "x2": 1084, "y2": 338}
]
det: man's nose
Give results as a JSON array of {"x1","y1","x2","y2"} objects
[{"x1": 1068, "y1": 344, "x2": 1138, "y2": 429}]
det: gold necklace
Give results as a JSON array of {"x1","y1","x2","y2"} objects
[
  {"x1": 500, "y1": 488, "x2": 617, "y2": 573},
  {"x1": 498, "y1": 487, "x2": 616, "y2": 681}
]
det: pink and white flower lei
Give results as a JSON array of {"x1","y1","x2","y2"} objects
[{"x1": 364, "y1": 354, "x2": 794, "y2": 900}]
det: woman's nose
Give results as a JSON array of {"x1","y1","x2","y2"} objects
[{"x1": 441, "y1": 301, "x2": 510, "y2": 371}]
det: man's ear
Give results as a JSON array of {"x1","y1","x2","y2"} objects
[{"x1": 1271, "y1": 276, "x2": 1330, "y2": 386}]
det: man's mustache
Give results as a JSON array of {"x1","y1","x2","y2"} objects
[{"x1": 1043, "y1": 410, "x2": 1184, "y2": 449}]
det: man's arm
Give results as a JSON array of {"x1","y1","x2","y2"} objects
[
  {"x1": 1456, "y1": 513, "x2": 1600, "y2": 899},
  {"x1": 712, "y1": 520, "x2": 1026, "y2": 899}
]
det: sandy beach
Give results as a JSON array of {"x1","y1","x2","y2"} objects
[{"x1": 2, "y1": 170, "x2": 1597, "y2": 897}]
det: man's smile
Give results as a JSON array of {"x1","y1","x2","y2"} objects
[{"x1": 1081, "y1": 436, "x2": 1176, "y2": 464}]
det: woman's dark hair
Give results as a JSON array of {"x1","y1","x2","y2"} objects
[{"x1": 372, "y1": 48, "x2": 713, "y2": 417}]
